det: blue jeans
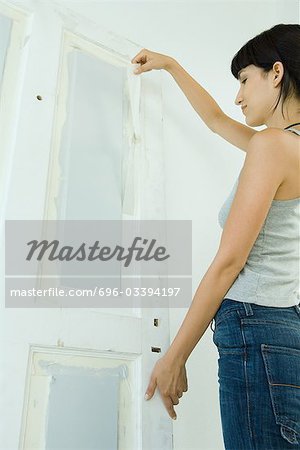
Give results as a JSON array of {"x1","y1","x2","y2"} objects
[{"x1": 210, "y1": 298, "x2": 300, "y2": 449}]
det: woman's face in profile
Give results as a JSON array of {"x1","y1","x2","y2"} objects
[{"x1": 234, "y1": 64, "x2": 282, "y2": 127}]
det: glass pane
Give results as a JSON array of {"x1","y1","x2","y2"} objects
[
  {"x1": 22, "y1": 350, "x2": 134, "y2": 449},
  {"x1": 45, "y1": 369, "x2": 120, "y2": 449},
  {"x1": 57, "y1": 50, "x2": 125, "y2": 220},
  {"x1": 0, "y1": 14, "x2": 12, "y2": 92}
]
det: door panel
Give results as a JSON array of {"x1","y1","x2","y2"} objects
[
  {"x1": 0, "y1": 1, "x2": 172, "y2": 449},
  {"x1": 20, "y1": 346, "x2": 136, "y2": 450}
]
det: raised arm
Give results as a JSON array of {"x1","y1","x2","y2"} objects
[
  {"x1": 131, "y1": 50, "x2": 257, "y2": 153},
  {"x1": 166, "y1": 59, "x2": 258, "y2": 152}
]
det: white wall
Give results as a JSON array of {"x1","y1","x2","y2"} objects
[
  {"x1": 60, "y1": 1, "x2": 299, "y2": 449},
  {"x1": 16, "y1": 1, "x2": 300, "y2": 449}
]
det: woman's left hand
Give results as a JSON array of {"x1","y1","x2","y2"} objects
[{"x1": 144, "y1": 354, "x2": 188, "y2": 420}]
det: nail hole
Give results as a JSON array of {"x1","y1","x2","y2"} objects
[
  {"x1": 151, "y1": 346, "x2": 161, "y2": 353},
  {"x1": 36, "y1": 95, "x2": 43, "y2": 101},
  {"x1": 153, "y1": 318, "x2": 159, "y2": 327}
]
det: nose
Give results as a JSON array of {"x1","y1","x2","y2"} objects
[{"x1": 234, "y1": 87, "x2": 243, "y2": 106}]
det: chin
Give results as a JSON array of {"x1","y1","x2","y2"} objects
[{"x1": 245, "y1": 117, "x2": 264, "y2": 127}]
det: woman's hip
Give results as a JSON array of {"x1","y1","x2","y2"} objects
[
  {"x1": 211, "y1": 297, "x2": 300, "y2": 449},
  {"x1": 211, "y1": 297, "x2": 300, "y2": 350}
]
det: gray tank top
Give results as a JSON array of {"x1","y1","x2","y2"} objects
[{"x1": 218, "y1": 127, "x2": 300, "y2": 307}]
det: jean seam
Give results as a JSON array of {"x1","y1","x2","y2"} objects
[
  {"x1": 237, "y1": 310, "x2": 255, "y2": 447},
  {"x1": 260, "y1": 345, "x2": 300, "y2": 441},
  {"x1": 241, "y1": 319, "x2": 300, "y2": 332},
  {"x1": 215, "y1": 307, "x2": 241, "y2": 327}
]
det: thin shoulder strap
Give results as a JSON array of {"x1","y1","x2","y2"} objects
[{"x1": 285, "y1": 128, "x2": 300, "y2": 135}]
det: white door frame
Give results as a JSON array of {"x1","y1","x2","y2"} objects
[{"x1": 0, "y1": 1, "x2": 173, "y2": 449}]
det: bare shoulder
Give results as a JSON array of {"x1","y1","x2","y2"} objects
[
  {"x1": 248, "y1": 127, "x2": 298, "y2": 158},
  {"x1": 246, "y1": 127, "x2": 299, "y2": 199},
  {"x1": 252, "y1": 127, "x2": 299, "y2": 140},
  {"x1": 243, "y1": 128, "x2": 290, "y2": 180},
  {"x1": 250, "y1": 127, "x2": 290, "y2": 140}
]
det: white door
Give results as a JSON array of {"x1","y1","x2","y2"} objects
[{"x1": 0, "y1": 1, "x2": 176, "y2": 448}]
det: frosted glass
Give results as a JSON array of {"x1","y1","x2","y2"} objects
[
  {"x1": 45, "y1": 367, "x2": 121, "y2": 450},
  {"x1": 0, "y1": 14, "x2": 12, "y2": 91},
  {"x1": 57, "y1": 50, "x2": 125, "y2": 220}
]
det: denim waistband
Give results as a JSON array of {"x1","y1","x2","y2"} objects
[{"x1": 209, "y1": 298, "x2": 300, "y2": 332}]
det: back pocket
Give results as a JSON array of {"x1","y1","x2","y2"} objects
[{"x1": 261, "y1": 344, "x2": 300, "y2": 444}]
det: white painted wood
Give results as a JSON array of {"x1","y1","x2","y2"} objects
[
  {"x1": 0, "y1": 2, "x2": 29, "y2": 231},
  {"x1": 0, "y1": 1, "x2": 172, "y2": 449},
  {"x1": 20, "y1": 345, "x2": 139, "y2": 449}
]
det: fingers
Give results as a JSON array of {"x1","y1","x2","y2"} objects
[
  {"x1": 143, "y1": 359, "x2": 188, "y2": 420},
  {"x1": 145, "y1": 383, "x2": 178, "y2": 420},
  {"x1": 170, "y1": 394, "x2": 179, "y2": 405},
  {"x1": 162, "y1": 390, "x2": 186, "y2": 419},
  {"x1": 162, "y1": 395, "x2": 177, "y2": 420},
  {"x1": 182, "y1": 367, "x2": 188, "y2": 392},
  {"x1": 183, "y1": 379, "x2": 188, "y2": 392},
  {"x1": 131, "y1": 49, "x2": 153, "y2": 74},
  {"x1": 144, "y1": 375, "x2": 157, "y2": 400},
  {"x1": 133, "y1": 62, "x2": 152, "y2": 74},
  {"x1": 170, "y1": 389, "x2": 184, "y2": 402},
  {"x1": 131, "y1": 48, "x2": 148, "y2": 64}
]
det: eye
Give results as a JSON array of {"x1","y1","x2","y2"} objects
[{"x1": 242, "y1": 78, "x2": 247, "y2": 84}]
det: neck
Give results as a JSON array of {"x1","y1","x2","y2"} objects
[{"x1": 265, "y1": 97, "x2": 300, "y2": 130}]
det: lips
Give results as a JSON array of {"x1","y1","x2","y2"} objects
[{"x1": 241, "y1": 106, "x2": 247, "y2": 113}]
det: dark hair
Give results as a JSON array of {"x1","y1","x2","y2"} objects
[{"x1": 231, "y1": 24, "x2": 300, "y2": 119}]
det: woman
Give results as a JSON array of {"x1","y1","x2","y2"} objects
[{"x1": 131, "y1": 24, "x2": 300, "y2": 449}]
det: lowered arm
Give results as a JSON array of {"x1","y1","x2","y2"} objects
[{"x1": 165, "y1": 129, "x2": 287, "y2": 365}]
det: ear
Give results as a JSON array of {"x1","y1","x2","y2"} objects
[{"x1": 272, "y1": 61, "x2": 284, "y2": 87}]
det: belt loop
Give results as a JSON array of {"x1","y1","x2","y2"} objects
[
  {"x1": 242, "y1": 302, "x2": 254, "y2": 316},
  {"x1": 294, "y1": 304, "x2": 300, "y2": 318}
]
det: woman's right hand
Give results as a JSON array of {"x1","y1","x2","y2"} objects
[{"x1": 131, "y1": 48, "x2": 175, "y2": 74}]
